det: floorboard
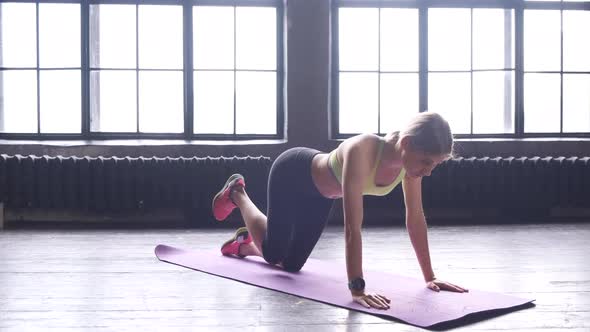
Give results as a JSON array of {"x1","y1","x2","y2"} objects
[{"x1": 1, "y1": 223, "x2": 588, "y2": 331}]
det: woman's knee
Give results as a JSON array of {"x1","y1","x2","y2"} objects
[
  {"x1": 262, "y1": 245, "x2": 307, "y2": 272},
  {"x1": 261, "y1": 240, "x2": 286, "y2": 265},
  {"x1": 281, "y1": 259, "x2": 305, "y2": 272}
]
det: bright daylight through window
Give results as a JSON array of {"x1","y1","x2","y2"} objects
[
  {"x1": 335, "y1": 0, "x2": 590, "y2": 137},
  {"x1": 0, "y1": 1, "x2": 280, "y2": 138}
]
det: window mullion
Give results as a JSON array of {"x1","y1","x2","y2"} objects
[
  {"x1": 559, "y1": 8, "x2": 563, "y2": 134},
  {"x1": 514, "y1": 3, "x2": 524, "y2": 137},
  {"x1": 233, "y1": 5, "x2": 237, "y2": 136},
  {"x1": 183, "y1": 0, "x2": 193, "y2": 138},
  {"x1": 81, "y1": 0, "x2": 90, "y2": 137},
  {"x1": 377, "y1": 8, "x2": 381, "y2": 134},
  {"x1": 135, "y1": 3, "x2": 139, "y2": 134},
  {"x1": 36, "y1": 2, "x2": 41, "y2": 134},
  {"x1": 332, "y1": 2, "x2": 341, "y2": 137},
  {"x1": 276, "y1": 3, "x2": 284, "y2": 138},
  {"x1": 470, "y1": 8, "x2": 473, "y2": 135},
  {"x1": 504, "y1": 8, "x2": 513, "y2": 134},
  {"x1": 419, "y1": 6, "x2": 428, "y2": 113}
]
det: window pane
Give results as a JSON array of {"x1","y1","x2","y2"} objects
[
  {"x1": 236, "y1": 7, "x2": 276, "y2": 70},
  {"x1": 429, "y1": 9, "x2": 471, "y2": 71},
  {"x1": 563, "y1": 11, "x2": 590, "y2": 72},
  {"x1": 40, "y1": 70, "x2": 81, "y2": 133},
  {"x1": 473, "y1": 9, "x2": 514, "y2": 70},
  {"x1": 138, "y1": 5, "x2": 183, "y2": 69},
  {"x1": 563, "y1": 74, "x2": 590, "y2": 133},
  {"x1": 380, "y1": 73, "x2": 418, "y2": 134},
  {"x1": 380, "y1": 9, "x2": 418, "y2": 72},
  {"x1": 0, "y1": 3, "x2": 36, "y2": 68},
  {"x1": 339, "y1": 8, "x2": 379, "y2": 71},
  {"x1": 194, "y1": 71, "x2": 234, "y2": 134},
  {"x1": 473, "y1": 71, "x2": 515, "y2": 134},
  {"x1": 90, "y1": 5, "x2": 136, "y2": 69},
  {"x1": 90, "y1": 70, "x2": 137, "y2": 132},
  {"x1": 0, "y1": 70, "x2": 37, "y2": 133},
  {"x1": 39, "y1": 4, "x2": 80, "y2": 68},
  {"x1": 194, "y1": 6, "x2": 234, "y2": 70},
  {"x1": 236, "y1": 71, "x2": 276, "y2": 134},
  {"x1": 428, "y1": 73, "x2": 471, "y2": 134},
  {"x1": 524, "y1": 73, "x2": 560, "y2": 133},
  {"x1": 339, "y1": 73, "x2": 378, "y2": 134},
  {"x1": 524, "y1": 10, "x2": 560, "y2": 72},
  {"x1": 139, "y1": 71, "x2": 183, "y2": 133}
]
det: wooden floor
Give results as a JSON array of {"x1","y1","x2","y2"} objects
[{"x1": 1, "y1": 222, "x2": 589, "y2": 331}]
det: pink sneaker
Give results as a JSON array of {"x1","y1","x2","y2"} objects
[
  {"x1": 221, "y1": 227, "x2": 252, "y2": 258},
  {"x1": 212, "y1": 174, "x2": 245, "y2": 221}
]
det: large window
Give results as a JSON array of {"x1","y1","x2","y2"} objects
[
  {"x1": 338, "y1": 7, "x2": 419, "y2": 134},
  {"x1": 90, "y1": 4, "x2": 184, "y2": 134},
  {"x1": 334, "y1": 0, "x2": 590, "y2": 138},
  {"x1": 193, "y1": 6, "x2": 277, "y2": 135},
  {"x1": 524, "y1": 7, "x2": 590, "y2": 133},
  {"x1": 0, "y1": 0, "x2": 283, "y2": 139},
  {"x1": 429, "y1": 8, "x2": 514, "y2": 135},
  {"x1": 0, "y1": 3, "x2": 80, "y2": 134}
]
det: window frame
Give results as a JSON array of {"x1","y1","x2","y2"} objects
[
  {"x1": 331, "y1": 0, "x2": 590, "y2": 139},
  {"x1": 0, "y1": 0, "x2": 284, "y2": 140}
]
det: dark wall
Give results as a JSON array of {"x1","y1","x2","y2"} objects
[{"x1": 1, "y1": 0, "x2": 589, "y2": 159}]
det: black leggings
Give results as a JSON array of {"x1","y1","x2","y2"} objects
[{"x1": 261, "y1": 147, "x2": 334, "y2": 272}]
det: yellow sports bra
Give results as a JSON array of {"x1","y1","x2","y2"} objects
[{"x1": 328, "y1": 139, "x2": 406, "y2": 196}]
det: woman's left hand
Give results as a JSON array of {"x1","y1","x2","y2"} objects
[{"x1": 426, "y1": 279, "x2": 469, "y2": 293}]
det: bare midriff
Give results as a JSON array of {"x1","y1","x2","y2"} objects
[{"x1": 311, "y1": 152, "x2": 343, "y2": 199}]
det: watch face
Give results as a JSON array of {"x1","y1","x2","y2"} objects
[
  {"x1": 356, "y1": 278, "x2": 365, "y2": 289},
  {"x1": 350, "y1": 277, "x2": 365, "y2": 290}
]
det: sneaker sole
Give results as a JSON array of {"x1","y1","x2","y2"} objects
[
  {"x1": 221, "y1": 227, "x2": 251, "y2": 258},
  {"x1": 212, "y1": 174, "x2": 244, "y2": 221}
]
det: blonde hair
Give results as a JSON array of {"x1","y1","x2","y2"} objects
[{"x1": 396, "y1": 112, "x2": 454, "y2": 156}]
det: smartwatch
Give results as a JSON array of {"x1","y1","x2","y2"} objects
[{"x1": 348, "y1": 277, "x2": 366, "y2": 291}]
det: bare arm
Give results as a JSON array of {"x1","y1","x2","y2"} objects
[
  {"x1": 338, "y1": 135, "x2": 392, "y2": 309},
  {"x1": 402, "y1": 175, "x2": 436, "y2": 282},
  {"x1": 402, "y1": 174, "x2": 469, "y2": 293},
  {"x1": 341, "y1": 136, "x2": 373, "y2": 287}
]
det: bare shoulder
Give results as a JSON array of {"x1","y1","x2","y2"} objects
[
  {"x1": 339, "y1": 133, "x2": 380, "y2": 158},
  {"x1": 402, "y1": 173, "x2": 422, "y2": 188}
]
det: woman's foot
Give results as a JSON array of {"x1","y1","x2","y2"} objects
[
  {"x1": 212, "y1": 174, "x2": 245, "y2": 221},
  {"x1": 221, "y1": 227, "x2": 252, "y2": 258}
]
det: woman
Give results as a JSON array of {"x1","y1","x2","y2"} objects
[{"x1": 212, "y1": 112, "x2": 468, "y2": 310}]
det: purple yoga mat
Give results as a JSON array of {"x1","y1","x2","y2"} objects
[{"x1": 155, "y1": 244, "x2": 534, "y2": 328}]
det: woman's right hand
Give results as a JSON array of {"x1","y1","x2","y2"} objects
[{"x1": 352, "y1": 291, "x2": 391, "y2": 310}]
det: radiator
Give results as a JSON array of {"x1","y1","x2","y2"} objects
[
  {"x1": 377, "y1": 156, "x2": 590, "y2": 213},
  {"x1": 1, "y1": 155, "x2": 589, "y2": 223},
  {"x1": 0, "y1": 154, "x2": 272, "y2": 222}
]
